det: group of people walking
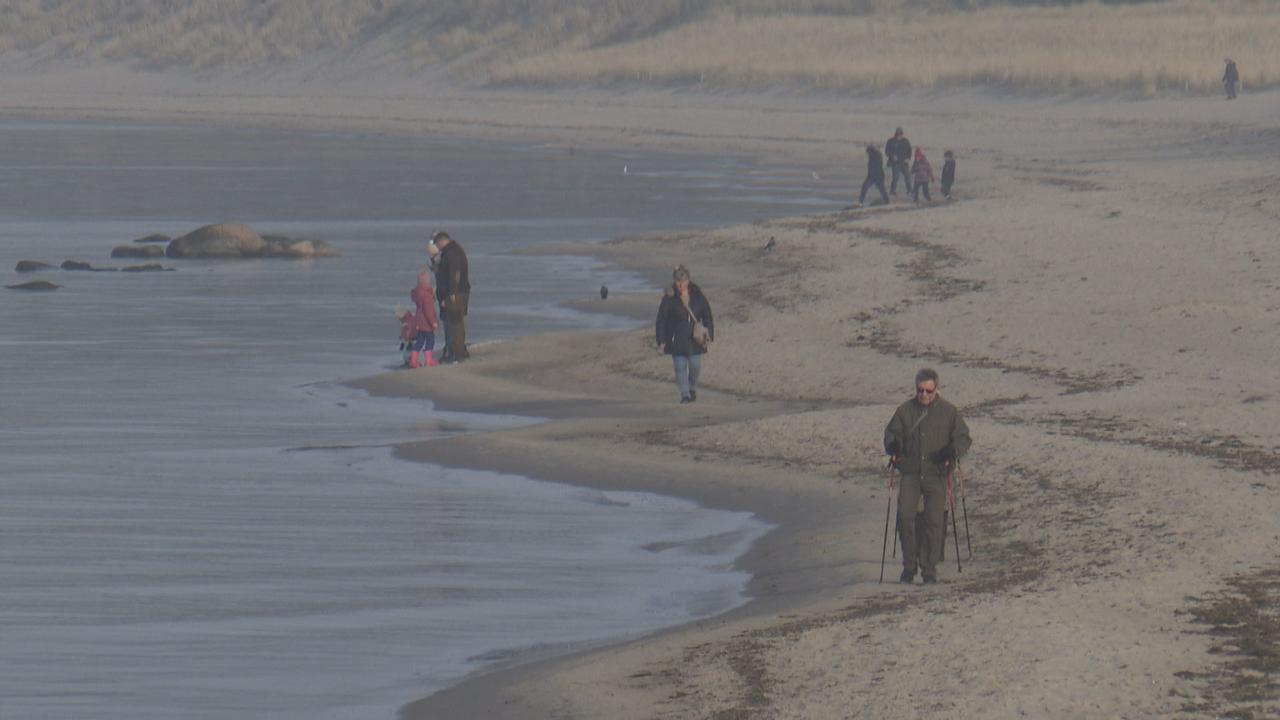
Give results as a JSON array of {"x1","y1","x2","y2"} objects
[
  {"x1": 858, "y1": 126, "x2": 955, "y2": 207},
  {"x1": 398, "y1": 230, "x2": 471, "y2": 368}
]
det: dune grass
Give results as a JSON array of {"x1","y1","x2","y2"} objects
[
  {"x1": 0, "y1": 1, "x2": 1275, "y2": 94},
  {"x1": 489, "y1": 1, "x2": 1280, "y2": 95}
]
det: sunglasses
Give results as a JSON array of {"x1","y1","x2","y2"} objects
[{"x1": 916, "y1": 387, "x2": 937, "y2": 395}]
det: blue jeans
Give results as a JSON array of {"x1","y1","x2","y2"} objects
[
  {"x1": 889, "y1": 161, "x2": 912, "y2": 195},
  {"x1": 672, "y1": 354, "x2": 703, "y2": 399}
]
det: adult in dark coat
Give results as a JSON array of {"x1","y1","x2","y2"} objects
[
  {"x1": 655, "y1": 265, "x2": 714, "y2": 403},
  {"x1": 884, "y1": 367, "x2": 972, "y2": 585},
  {"x1": 858, "y1": 144, "x2": 889, "y2": 207},
  {"x1": 885, "y1": 127, "x2": 913, "y2": 196},
  {"x1": 432, "y1": 231, "x2": 471, "y2": 362},
  {"x1": 1223, "y1": 59, "x2": 1239, "y2": 100}
]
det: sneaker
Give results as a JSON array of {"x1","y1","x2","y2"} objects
[
  {"x1": 899, "y1": 569, "x2": 915, "y2": 584},
  {"x1": 680, "y1": 396, "x2": 692, "y2": 404},
  {"x1": 689, "y1": 389, "x2": 697, "y2": 402},
  {"x1": 922, "y1": 574, "x2": 937, "y2": 585}
]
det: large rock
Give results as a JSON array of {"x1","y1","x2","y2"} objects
[
  {"x1": 112, "y1": 244, "x2": 166, "y2": 259},
  {"x1": 166, "y1": 223, "x2": 267, "y2": 258},
  {"x1": 133, "y1": 233, "x2": 171, "y2": 244},
  {"x1": 16, "y1": 260, "x2": 55, "y2": 272},
  {"x1": 7, "y1": 280, "x2": 60, "y2": 291}
]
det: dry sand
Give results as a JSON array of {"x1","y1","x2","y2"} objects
[{"x1": 8, "y1": 62, "x2": 1279, "y2": 718}]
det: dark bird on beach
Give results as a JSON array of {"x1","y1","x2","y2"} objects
[
  {"x1": 763, "y1": 236, "x2": 776, "y2": 252},
  {"x1": 600, "y1": 285, "x2": 609, "y2": 299}
]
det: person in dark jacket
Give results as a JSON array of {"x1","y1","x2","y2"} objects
[
  {"x1": 884, "y1": 368, "x2": 971, "y2": 584},
  {"x1": 655, "y1": 265, "x2": 714, "y2": 404},
  {"x1": 940, "y1": 150, "x2": 956, "y2": 200},
  {"x1": 1223, "y1": 59, "x2": 1239, "y2": 100},
  {"x1": 857, "y1": 144, "x2": 889, "y2": 207},
  {"x1": 432, "y1": 231, "x2": 471, "y2": 362},
  {"x1": 885, "y1": 127, "x2": 913, "y2": 197}
]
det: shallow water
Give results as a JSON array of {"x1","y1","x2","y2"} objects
[{"x1": 0, "y1": 122, "x2": 851, "y2": 718}]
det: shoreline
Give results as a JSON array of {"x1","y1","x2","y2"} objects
[
  {"x1": 352, "y1": 303, "x2": 903, "y2": 720},
  {"x1": 8, "y1": 68, "x2": 1279, "y2": 717}
]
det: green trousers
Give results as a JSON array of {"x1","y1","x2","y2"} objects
[{"x1": 898, "y1": 473, "x2": 946, "y2": 576}]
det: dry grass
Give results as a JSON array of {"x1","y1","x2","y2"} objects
[
  {"x1": 490, "y1": 0, "x2": 1280, "y2": 94},
  {"x1": 0, "y1": 1, "x2": 1276, "y2": 94}
]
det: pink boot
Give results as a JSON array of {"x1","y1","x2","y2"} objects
[
  {"x1": 424, "y1": 351, "x2": 438, "y2": 367},
  {"x1": 408, "y1": 352, "x2": 421, "y2": 369}
]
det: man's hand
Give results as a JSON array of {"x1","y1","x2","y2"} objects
[
  {"x1": 885, "y1": 439, "x2": 901, "y2": 457},
  {"x1": 931, "y1": 446, "x2": 956, "y2": 465}
]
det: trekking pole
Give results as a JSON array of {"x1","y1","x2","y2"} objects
[
  {"x1": 957, "y1": 461, "x2": 973, "y2": 560},
  {"x1": 891, "y1": 515, "x2": 899, "y2": 558},
  {"x1": 878, "y1": 461, "x2": 897, "y2": 584},
  {"x1": 946, "y1": 468, "x2": 963, "y2": 573}
]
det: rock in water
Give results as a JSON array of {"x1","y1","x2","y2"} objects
[
  {"x1": 262, "y1": 235, "x2": 340, "y2": 258},
  {"x1": 112, "y1": 245, "x2": 166, "y2": 259},
  {"x1": 15, "y1": 260, "x2": 55, "y2": 272},
  {"x1": 121, "y1": 264, "x2": 173, "y2": 272},
  {"x1": 61, "y1": 260, "x2": 115, "y2": 272},
  {"x1": 7, "y1": 280, "x2": 60, "y2": 291},
  {"x1": 166, "y1": 223, "x2": 267, "y2": 258},
  {"x1": 132, "y1": 233, "x2": 171, "y2": 244}
]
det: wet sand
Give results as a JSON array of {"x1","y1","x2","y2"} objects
[{"x1": 8, "y1": 63, "x2": 1280, "y2": 718}]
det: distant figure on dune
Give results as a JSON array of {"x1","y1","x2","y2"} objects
[
  {"x1": 857, "y1": 144, "x2": 889, "y2": 207},
  {"x1": 885, "y1": 127, "x2": 914, "y2": 197},
  {"x1": 940, "y1": 150, "x2": 956, "y2": 200},
  {"x1": 655, "y1": 265, "x2": 714, "y2": 404},
  {"x1": 911, "y1": 148, "x2": 935, "y2": 203},
  {"x1": 1223, "y1": 58, "x2": 1240, "y2": 100}
]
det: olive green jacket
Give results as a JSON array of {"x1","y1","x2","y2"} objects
[{"x1": 884, "y1": 395, "x2": 972, "y2": 477}]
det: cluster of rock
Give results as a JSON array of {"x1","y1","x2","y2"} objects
[
  {"x1": 9, "y1": 223, "x2": 338, "y2": 291},
  {"x1": 163, "y1": 223, "x2": 339, "y2": 259},
  {"x1": 15, "y1": 259, "x2": 172, "y2": 273}
]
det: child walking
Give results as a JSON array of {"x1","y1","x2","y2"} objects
[
  {"x1": 397, "y1": 307, "x2": 417, "y2": 367},
  {"x1": 911, "y1": 148, "x2": 935, "y2": 203},
  {"x1": 940, "y1": 150, "x2": 956, "y2": 200},
  {"x1": 409, "y1": 270, "x2": 440, "y2": 368}
]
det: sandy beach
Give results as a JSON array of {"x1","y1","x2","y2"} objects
[{"x1": 8, "y1": 61, "x2": 1280, "y2": 718}]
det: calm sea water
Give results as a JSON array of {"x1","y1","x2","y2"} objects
[{"x1": 0, "y1": 122, "x2": 851, "y2": 719}]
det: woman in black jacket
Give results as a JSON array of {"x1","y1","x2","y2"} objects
[{"x1": 655, "y1": 265, "x2": 714, "y2": 403}]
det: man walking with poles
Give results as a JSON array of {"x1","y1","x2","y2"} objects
[{"x1": 883, "y1": 368, "x2": 971, "y2": 584}]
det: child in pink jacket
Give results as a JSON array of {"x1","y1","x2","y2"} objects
[
  {"x1": 408, "y1": 270, "x2": 440, "y2": 368},
  {"x1": 911, "y1": 147, "x2": 935, "y2": 203}
]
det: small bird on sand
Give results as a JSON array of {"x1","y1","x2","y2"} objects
[{"x1": 600, "y1": 285, "x2": 609, "y2": 299}]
